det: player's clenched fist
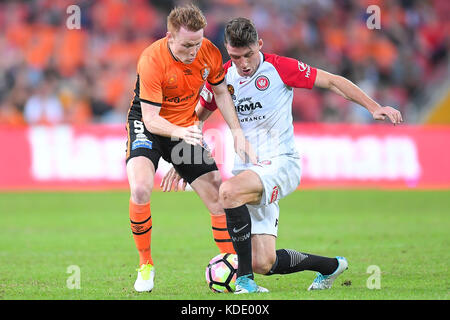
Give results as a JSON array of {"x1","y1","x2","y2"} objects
[{"x1": 372, "y1": 106, "x2": 403, "y2": 125}]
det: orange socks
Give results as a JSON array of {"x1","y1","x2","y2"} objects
[
  {"x1": 129, "y1": 199, "x2": 153, "y2": 266},
  {"x1": 130, "y1": 202, "x2": 234, "y2": 264},
  {"x1": 210, "y1": 213, "x2": 236, "y2": 254}
]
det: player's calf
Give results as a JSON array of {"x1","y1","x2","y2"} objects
[
  {"x1": 265, "y1": 249, "x2": 339, "y2": 277},
  {"x1": 210, "y1": 213, "x2": 236, "y2": 254},
  {"x1": 224, "y1": 204, "x2": 253, "y2": 278},
  {"x1": 129, "y1": 199, "x2": 153, "y2": 266},
  {"x1": 189, "y1": 171, "x2": 236, "y2": 253}
]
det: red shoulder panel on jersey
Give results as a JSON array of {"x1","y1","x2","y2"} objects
[{"x1": 263, "y1": 53, "x2": 317, "y2": 89}]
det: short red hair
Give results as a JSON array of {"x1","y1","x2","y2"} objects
[{"x1": 167, "y1": 4, "x2": 207, "y2": 33}]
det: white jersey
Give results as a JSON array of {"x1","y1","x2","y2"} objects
[{"x1": 201, "y1": 51, "x2": 317, "y2": 170}]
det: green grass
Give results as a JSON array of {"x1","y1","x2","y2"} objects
[{"x1": 0, "y1": 190, "x2": 449, "y2": 300}]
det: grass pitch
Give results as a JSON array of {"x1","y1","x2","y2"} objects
[{"x1": 0, "y1": 189, "x2": 448, "y2": 300}]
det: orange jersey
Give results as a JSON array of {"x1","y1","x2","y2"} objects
[{"x1": 128, "y1": 37, "x2": 225, "y2": 127}]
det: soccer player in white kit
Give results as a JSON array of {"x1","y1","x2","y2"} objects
[{"x1": 162, "y1": 18, "x2": 403, "y2": 293}]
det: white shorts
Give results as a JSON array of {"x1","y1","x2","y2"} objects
[{"x1": 232, "y1": 155, "x2": 302, "y2": 236}]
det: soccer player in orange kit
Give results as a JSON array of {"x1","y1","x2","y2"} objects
[{"x1": 125, "y1": 5, "x2": 256, "y2": 292}]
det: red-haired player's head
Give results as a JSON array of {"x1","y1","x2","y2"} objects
[{"x1": 166, "y1": 4, "x2": 207, "y2": 64}]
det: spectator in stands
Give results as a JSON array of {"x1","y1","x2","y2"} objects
[
  {"x1": 23, "y1": 70, "x2": 64, "y2": 125},
  {"x1": 0, "y1": 0, "x2": 448, "y2": 125}
]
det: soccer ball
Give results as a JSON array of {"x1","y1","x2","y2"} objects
[{"x1": 205, "y1": 253, "x2": 238, "y2": 293}]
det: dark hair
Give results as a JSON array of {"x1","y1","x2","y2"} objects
[{"x1": 224, "y1": 17, "x2": 258, "y2": 47}]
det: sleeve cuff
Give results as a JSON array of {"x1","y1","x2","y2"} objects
[
  {"x1": 139, "y1": 98, "x2": 161, "y2": 107},
  {"x1": 208, "y1": 77, "x2": 225, "y2": 86}
]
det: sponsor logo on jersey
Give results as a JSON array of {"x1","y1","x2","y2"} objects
[
  {"x1": 163, "y1": 91, "x2": 195, "y2": 103},
  {"x1": 239, "y1": 115, "x2": 266, "y2": 122},
  {"x1": 255, "y1": 75, "x2": 270, "y2": 91},
  {"x1": 258, "y1": 160, "x2": 272, "y2": 166},
  {"x1": 298, "y1": 62, "x2": 307, "y2": 72},
  {"x1": 234, "y1": 97, "x2": 266, "y2": 122},
  {"x1": 227, "y1": 84, "x2": 236, "y2": 100},
  {"x1": 235, "y1": 99, "x2": 263, "y2": 116},
  {"x1": 132, "y1": 133, "x2": 152, "y2": 150},
  {"x1": 168, "y1": 74, "x2": 177, "y2": 85},
  {"x1": 227, "y1": 84, "x2": 235, "y2": 95},
  {"x1": 298, "y1": 61, "x2": 311, "y2": 78},
  {"x1": 166, "y1": 74, "x2": 178, "y2": 89},
  {"x1": 200, "y1": 66, "x2": 210, "y2": 80}
]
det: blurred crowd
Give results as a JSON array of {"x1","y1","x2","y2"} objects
[{"x1": 0, "y1": 0, "x2": 448, "y2": 126}]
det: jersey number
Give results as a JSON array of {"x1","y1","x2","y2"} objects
[{"x1": 134, "y1": 120, "x2": 144, "y2": 134}]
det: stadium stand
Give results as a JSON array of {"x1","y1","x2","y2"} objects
[{"x1": 0, "y1": 0, "x2": 448, "y2": 125}]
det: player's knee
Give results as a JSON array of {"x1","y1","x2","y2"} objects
[
  {"x1": 130, "y1": 184, "x2": 152, "y2": 204},
  {"x1": 252, "y1": 256, "x2": 276, "y2": 275},
  {"x1": 210, "y1": 171, "x2": 222, "y2": 190},
  {"x1": 218, "y1": 181, "x2": 238, "y2": 208}
]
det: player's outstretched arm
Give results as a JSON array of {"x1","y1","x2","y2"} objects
[
  {"x1": 314, "y1": 69, "x2": 403, "y2": 125},
  {"x1": 211, "y1": 81, "x2": 258, "y2": 164}
]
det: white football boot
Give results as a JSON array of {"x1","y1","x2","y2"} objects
[{"x1": 134, "y1": 264, "x2": 155, "y2": 292}]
